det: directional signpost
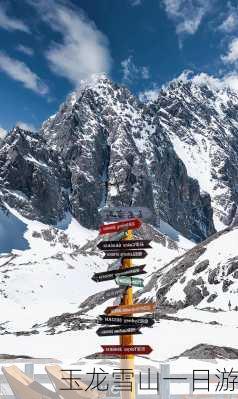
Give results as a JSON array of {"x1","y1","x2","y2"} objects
[
  {"x1": 98, "y1": 315, "x2": 155, "y2": 327},
  {"x1": 99, "y1": 206, "x2": 153, "y2": 222},
  {"x1": 102, "y1": 287, "x2": 126, "y2": 299},
  {"x1": 96, "y1": 326, "x2": 141, "y2": 337},
  {"x1": 92, "y1": 210, "x2": 155, "y2": 399},
  {"x1": 97, "y1": 240, "x2": 151, "y2": 251},
  {"x1": 99, "y1": 218, "x2": 141, "y2": 235},
  {"x1": 103, "y1": 249, "x2": 147, "y2": 259},
  {"x1": 115, "y1": 276, "x2": 144, "y2": 288},
  {"x1": 92, "y1": 265, "x2": 146, "y2": 282},
  {"x1": 101, "y1": 345, "x2": 153, "y2": 356},
  {"x1": 105, "y1": 302, "x2": 156, "y2": 316}
]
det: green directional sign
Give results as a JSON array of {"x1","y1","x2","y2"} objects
[{"x1": 115, "y1": 276, "x2": 144, "y2": 288}]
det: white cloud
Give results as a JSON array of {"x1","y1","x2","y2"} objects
[
  {"x1": 16, "y1": 121, "x2": 37, "y2": 132},
  {"x1": 162, "y1": 0, "x2": 210, "y2": 39},
  {"x1": 31, "y1": 0, "x2": 111, "y2": 87},
  {"x1": 219, "y1": 13, "x2": 238, "y2": 33},
  {"x1": 222, "y1": 38, "x2": 238, "y2": 64},
  {"x1": 0, "y1": 126, "x2": 7, "y2": 139},
  {"x1": 121, "y1": 56, "x2": 150, "y2": 82},
  {"x1": 16, "y1": 45, "x2": 34, "y2": 56},
  {"x1": 175, "y1": 70, "x2": 238, "y2": 92},
  {"x1": 0, "y1": 52, "x2": 48, "y2": 95},
  {"x1": 219, "y1": 73, "x2": 238, "y2": 91},
  {"x1": 129, "y1": 0, "x2": 142, "y2": 6},
  {"x1": 218, "y1": 3, "x2": 238, "y2": 34},
  {"x1": 191, "y1": 72, "x2": 229, "y2": 89},
  {"x1": 221, "y1": 34, "x2": 238, "y2": 83},
  {"x1": 0, "y1": 4, "x2": 29, "y2": 33},
  {"x1": 121, "y1": 58, "x2": 132, "y2": 81},
  {"x1": 139, "y1": 87, "x2": 160, "y2": 102},
  {"x1": 141, "y1": 66, "x2": 150, "y2": 79}
]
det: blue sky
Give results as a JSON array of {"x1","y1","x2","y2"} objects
[{"x1": 0, "y1": 0, "x2": 238, "y2": 135}]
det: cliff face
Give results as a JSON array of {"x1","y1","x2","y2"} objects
[{"x1": 154, "y1": 79, "x2": 238, "y2": 229}]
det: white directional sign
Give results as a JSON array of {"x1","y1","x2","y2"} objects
[{"x1": 100, "y1": 206, "x2": 153, "y2": 222}]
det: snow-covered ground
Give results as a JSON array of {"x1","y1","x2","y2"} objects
[
  {"x1": 158, "y1": 219, "x2": 193, "y2": 250},
  {"x1": 0, "y1": 205, "x2": 237, "y2": 377},
  {"x1": 162, "y1": 227, "x2": 238, "y2": 311},
  {"x1": 0, "y1": 312, "x2": 238, "y2": 366},
  {"x1": 0, "y1": 206, "x2": 190, "y2": 336}
]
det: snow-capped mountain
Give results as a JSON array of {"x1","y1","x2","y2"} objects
[
  {"x1": 154, "y1": 77, "x2": 238, "y2": 230},
  {"x1": 41, "y1": 75, "x2": 215, "y2": 242},
  {"x1": 5, "y1": 75, "x2": 236, "y2": 242}
]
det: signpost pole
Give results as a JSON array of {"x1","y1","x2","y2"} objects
[{"x1": 120, "y1": 228, "x2": 135, "y2": 399}]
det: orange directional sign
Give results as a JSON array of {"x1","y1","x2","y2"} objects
[
  {"x1": 105, "y1": 303, "x2": 156, "y2": 316},
  {"x1": 99, "y1": 218, "x2": 141, "y2": 235},
  {"x1": 101, "y1": 345, "x2": 153, "y2": 356}
]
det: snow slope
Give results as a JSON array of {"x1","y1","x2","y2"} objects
[{"x1": 141, "y1": 226, "x2": 238, "y2": 311}]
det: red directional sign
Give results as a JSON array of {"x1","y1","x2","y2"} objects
[
  {"x1": 101, "y1": 345, "x2": 153, "y2": 356},
  {"x1": 99, "y1": 218, "x2": 141, "y2": 235}
]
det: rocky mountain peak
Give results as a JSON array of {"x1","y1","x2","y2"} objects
[
  {"x1": 153, "y1": 76, "x2": 238, "y2": 229},
  {"x1": 0, "y1": 127, "x2": 70, "y2": 224},
  {"x1": 40, "y1": 75, "x2": 215, "y2": 241}
]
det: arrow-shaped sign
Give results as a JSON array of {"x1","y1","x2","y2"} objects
[
  {"x1": 99, "y1": 218, "x2": 141, "y2": 235},
  {"x1": 105, "y1": 303, "x2": 156, "y2": 316},
  {"x1": 99, "y1": 207, "x2": 152, "y2": 222},
  {"x1": 96, "y1": 325, "x2": 141, "y2": 337},
  {"x1": 97, "y1": 240, "x2": 151, "y2": 251},
  {"x1": 101, "y1": 345, "x2": 153, "y2": 356},
  {"x1": 102, "y1": 287, "x2": 126, "y2": 299},
  {"x1": 103, "y1": 250, "x2": 147, "y2": 260},
  {"x1": 103, "y1": 231, "x2": 126, "y2": 242},
  {"x1": 92, "y1": 265, "x2": 146, "y2": 282},
  {"x1": 98, "y1": 315, "x2": 155, "y2": 327},
  {"x1": 115, "y1": 276, "x2": 144, "y2": 288}
]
